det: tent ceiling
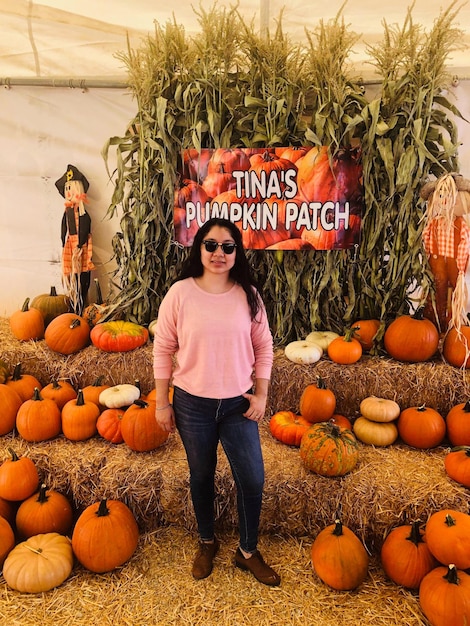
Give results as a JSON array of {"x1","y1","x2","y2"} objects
[{"x1": 1, "y1": 0, "x2": 469, "y2": 83}]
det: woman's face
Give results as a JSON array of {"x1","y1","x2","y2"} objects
[{"x1": 200, "y1": 225, "x2": 237, "y2": 277}]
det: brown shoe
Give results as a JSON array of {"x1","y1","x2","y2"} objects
[
  {"x1": 192, "y1": 538, "x2": 220, "y2": 579},
  {"x1": 234, "y1": 548, "x2": 281, "y2": 586}
]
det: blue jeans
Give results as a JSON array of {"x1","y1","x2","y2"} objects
[{"x1": 173, "y1": 386, "x2": 265, "y2": 553}]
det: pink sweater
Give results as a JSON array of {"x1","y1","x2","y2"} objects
[{"x1": 153, "y1": 278, "x2": 273, "y2": 399}]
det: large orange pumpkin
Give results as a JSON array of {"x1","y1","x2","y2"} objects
[
  {"x1": 16, "y1": 387, "x2": 62, "y2": 442},
  {"x1": 419, "y1": 564, "x2": 470, "y2": 626},
  {"x1": 384, "y1": 308, "x2": 439, "y2": 362},
  {"x1": 311, "y1": 518, "x2": 369, "y2": 590},
  {"x1": 71, "y1": 499, "x2": 139, "y2": 573},
  {"x1": 425, "y1": 509, "x2": 470, "y2": 570},
  {"x1": 45, "y1": 313, "x2": 90, "y2": 354},
  {"x1": 327, "y1": 327, "x2": 363, "y2": 364},
  {"x1": 0, "y1": 384, "x2": 22, "y2": 436},
  {"x1": 9, "y1": 297, "x2": 45, "y2": 341},
  {"x1": 15, "y1": 483, "x2": 74, "y2": 539},
  {"x1": 90, "y1": 321, "x2": 149, "y2": 352},
  {"x1": 397, "y1": 405, "x2": 446, "y2": 449},
  {"x1": 5, "y1": 362, "x2": 42, "y2": 402},
  {"x1": 121, "y1": 399, "x2": 169, "y2": 452},
  {"x1": 300, "y1": 421, "x2": 359, "y2": 477},
  {"x1": 444, "y1": 447, "x2": 470, "y2": 488},
  {"x1": 61, "y1": 389, "x2": 100, "y2": 441},
  {"x1": 0, "y1": 448, "x2": 39, "y2": 502},
  {"x1": 446, "y1": 400, "x2": 470, "y2": 446},
  {"x1": 380, "y1": 521, "x2": 438, "y2": 589}
]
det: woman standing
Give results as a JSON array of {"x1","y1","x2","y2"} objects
[{"x1": 153, "y1": 217, "x2": 280, "y2": 586}]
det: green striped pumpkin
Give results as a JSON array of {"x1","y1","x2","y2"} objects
[{"x1": 300, "y1": 421, "x2": 360, "y2": 477}]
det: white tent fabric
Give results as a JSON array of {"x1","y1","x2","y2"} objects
[{"x1": 0, "y1": 0, "x2": 469, "y2": 316}]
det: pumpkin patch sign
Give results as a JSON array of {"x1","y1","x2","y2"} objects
[{"x1": 175, "y1": 147, "x2": 363, "y2": 249}]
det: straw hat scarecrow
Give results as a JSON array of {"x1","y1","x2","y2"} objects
[
  {"x1": 420, "y1": 172, "x2": 470, "y2": 333},
  {"x1": 55, "y1": 165, "x2": 95, "y2": 315}
]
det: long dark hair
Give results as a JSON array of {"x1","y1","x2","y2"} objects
[{"x1": 177, "y1": 218, "x2": 262, "y2": 320}]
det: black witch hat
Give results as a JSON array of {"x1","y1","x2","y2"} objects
[{"x1": 55, "y1": 164, "x2": 90, "y2": 197}]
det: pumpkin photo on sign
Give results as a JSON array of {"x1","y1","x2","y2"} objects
[{"x1": 175, "y1": 147, "x2": 364, "y2": 250}]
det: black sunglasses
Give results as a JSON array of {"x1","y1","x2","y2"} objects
[{"x1": 202, "y1": 240, "x2": 237, "y2": 254}]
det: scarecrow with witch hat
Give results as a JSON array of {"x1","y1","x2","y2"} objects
[{"x1": 55, "y1": 165, "x2": 95, "y2": 315}]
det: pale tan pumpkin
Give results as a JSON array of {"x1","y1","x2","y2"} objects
[
  {"x1": 359, "y1": 396, "x2": 401, "y2": 423},
  {"x1": 353, "y1": 416, "x2": 398, "y2": 446}
]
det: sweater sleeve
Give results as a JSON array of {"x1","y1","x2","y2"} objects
[
  {"x1": 152, "y1": 285, "x2": 179, "y2": 380},
  {"x1": 251, "y1": 300, "x2": 273, "y2": 381}
]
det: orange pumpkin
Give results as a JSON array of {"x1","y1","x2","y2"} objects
[
  {"x1": 40, "y1": 379, "x2": 77, "y2": 410},
  {"x1": 9, "y1": 297, "x2": 45, "y2": 341},
  {"x1": 0, "y1": 384, "x2": 22, "y2": 436},
  {"x1": 299, "y1": 377, "x2": 336, "y2": 423},
  {"x1": 425, "y1": 509, "x2": 470, "y2": 570},
  {"x1": 351, "y1": 319, "x2": 380, "y2": 352},
  {"x1": 16, "y1": 387, "x2": 62, "y2": 442},
  {"x1": 61, "y1": 389, "x2": 100, "y2": 441},
  {"x1": 311, "y1": 518, "x2": 369, "y2": 590},
  {"x1": 380, "y1": 521, "x2": 438, "y2": 589},
  {"x1": 5, "y1": 362, "x2": 42, "y2": 402},
  {"x1": 15, "y1": 483, "x2": 74, "y2": 539},
  {"x1": 0, "y1": 516, "x2": 15, "y2": 568},
  {"x1": 0, "y1": 448, "x2": 39, "y2": 502},
  {"x1": 442, "y1": 324, "x2": 470, "y2": 368},
  {"x1": 329, "y1": 414, "x2": 353, "y2": 430},
  {"x1": 96, "y1": 408, "x2": 125, "y2": 444},
  {"x1": 300, "y1": 421, "x2": 359, "y2": 477},
  {"x1": 327, "y1": 327, "x2": 363, "y2": 364},
  {"x1": 81, "y1": 376, "x2": 110, "y2": 408},
  {"x1": 121, "y1": 399, "x2": 169, "y2": 452},
  {"x1": 45, "y1": 313, "x2": 90, "y2": 355},
  {"x1": 383, "y1": 308, "x2": 439, "y2": 363},
  {"x1": 71, "y1": 499, "x2": 139, "y2": 573},
  {"x1": 444, "y1": 447, "x2": 470, "y2": 488},
  {"x1": 397, "y1": 405, "x2": 446, "y2": 449},
  {"x1": 419, "y1": 565, "x2": 470, "y2": 626},
  {"x1": 90, "y1": 321, "x2": 149, "y2": 352},
  {"x1": 269, "y1": 411, "x2": 311, "y2": 447},
  {"x1": 446, "y1": 400, "x2": 470, "y2": 446}
]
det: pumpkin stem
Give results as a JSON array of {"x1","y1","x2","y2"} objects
[
  {"x1": 7, "y1": 447, "x2": 19, "y2": 462},
  {"x1": 345, "y1": 326, "x2": 360, "y2": 342},
  {"x1": 463, "y1": 400, "x2": 470, "y2": 412},
  {"x1": 406, "y1": 521, "x2": 424, "y2": 545},
  {"x1": 37, "y1": 483, "x2": 49, "y2": 504},
  {"x1": 21, "y1": 298, "x2": 31, "y2": 312},
  {"x1": 444, "y1": 513, "x2": 457, "y2": 527},
  {"x1": 69, "y1": 318, "x2": 82, "y2": 329},
  {"x1": 444, "y1": 564, "x2": 460, "y2": 585},
  {"x1": 134, "y1": 399, "x2": 149, "y2": 409},
  {"x1": 50, "y1": 286, "x2": 58, "y2": 296},
  {"x1": 91, "y1": 375, "x2": 105, "y2": 387},
  {"x1": 32, "y1": 387, "x2": 43, "y2": 401},
  {"x1": 412, "y1": 307, "x2": 426, "y2": 320},
  {"x1": 417, "y1": 404, "x2": 427, "y2": 412},
  {"x1": 93, "y1": 278, "x2": 103, "y2": 306},
  {"x1": 332, "y1": 519, "x2": 344, "y2": 536},
  {"x1": 316, "y1": 376, "x2": 328, "y2": 389},
  {"x1": 51, "y1": 379, "x2": 61, "y2": 390},
  {"x1": 451, "y1": 446, "x2": 470, "y2": 457},
  {"x1": 76, "y1": 389, "x2": 86, "y2": 406},
  {"x1": 11, "y1": 363, "x2": 23, "y2": 381},
  {"x1": 96, "y1": 499, "x2": 110, "y2": 517}
]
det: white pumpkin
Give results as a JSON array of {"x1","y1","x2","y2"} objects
[
  {"x1": 148, "y1": 319, "x2": 158, "y2": 338},
  {"x1": 305, "y1": 331, "x2": 339, "y2": 350},
  {"x1": 284, "y1": 340, "x2": 323, "y2": 364},
  {"x1": 99, "y1": 384, "x2": 141, "y2": 408}
]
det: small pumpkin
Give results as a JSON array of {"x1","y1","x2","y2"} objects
[
  {"x1": 81, "y1": 376, "x2": 110, "y2": 408},
  {"x1": 327, "y1": 327, "x2": 363, "y2": 364},
  {"x1": 446, "y1": 400, "x2": 470, "y2": 447},
  {"x1": 0, "y1": 448, "x2": 40, "y2": 501},
  {"x1": 353, "y1": 416, "x2": 398, "y2": 446},
  {"x1": 442, "y1": 324, "x2": 470, "y2": 368},
  {"x1": 329, "y1": 413, "x2": 353, "y2": 430},
  {"x1": 380, "y1": 521, "x2": 438, "y2": 589},
  {"x1": 419, "y1": 564, "x2": 470, "y2": 626},
  {"x1": 96, "y1": 408, "x2": 125, "y2": 444},
  {"x1": 304, "y1": 330, "x2": 339, "y2": 350},
  {"x1": 16, "y1": 387, "x2": 62, "y2": 442},
  {"x1": 44, "y1": 313, "x2": 90, "y2": 354},
  {"x1": 300, "y1": 421, "x2": 360, "y2": 477},
  {"x1": 99, "y1": 383, "x2": 141, "y2": 409},
  {"x1": 444, "y1": 446, "x2": 470, "y2": 488},
  {"x1": 3, "y1": 532, "x2": 73, "y2": 593},
  {"x1": 71, "y1": 499, "x2": 139, "y2": 573},
  {"x1": 40, "y1": 379, "x2": 77, "y2": 410},
  {"x1": 383, "y1": 307, "x2": 439, "y2": 363},
  {"x1": 9, "y1": 297, "x2": 45, "y2": 341},
  {"x1": 269, "y1": 411, "x2": 312, "y2": 447},
  {"x1": 61, "y1": 389, "x2": 100, "y2": 441},
  {"x1": 351, "y1": 319, "x2": 380, "y2": 352},
  {"x1": 299, "y1": 377, "x2": 336, "y2": 423},
  {"x1": 15, "y1": 483, "x2": 74, "y2": 539},
  {"x1": 284, "y1": 340, "x2": 323, "y2": 364},
  {"x1": 5, "y1": 362, "x2": 42, "y2": 402},
  {"x1": 359, "y1": 396, "x2": 401, "y2": 423},
  {"x1": 425, "y1": 509, "x2": 470, "y2": 570},
  {"x1": 121, "y1": 399, "x2": 169, "y2": 452},
  {"x1": 30, "y1": 286, "x2": 70, "y2": 327},
  {"x1": 82, "y1": 278, "x2": 107, "y2": 327},
  {"x1": 0, "y1": 384, "x2": 23, "y2": 436},
  {"x1": 90, "y1": 321, "x2": 149, "y2": 352},
  {"x1": 397, "y1": 405, "x2": 446, "y2": 449},
  {"x1": 311, "y1": 518, "x2": 369, "y2": 590}
]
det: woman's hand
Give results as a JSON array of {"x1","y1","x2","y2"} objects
[
  {"x1": 242, "y1": 391, "x2": 267, "y2": 422},
  {"x1": 155, "y1": 405, "x2": 176, "y2": 433}
]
